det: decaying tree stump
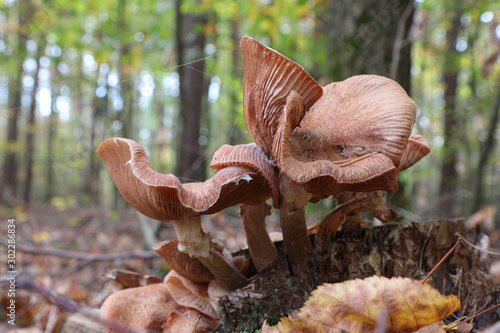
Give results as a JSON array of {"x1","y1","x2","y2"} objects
[{"x1": 216, "y1": 219, "x2": 499, "y2": 332}]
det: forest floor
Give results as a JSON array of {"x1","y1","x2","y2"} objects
[
  {"x1": 1, "y1": 202, "x2": 499, "y2": 332},
  {"x1": 0, "y1": 202, "x2": 286, "y2": 332}
]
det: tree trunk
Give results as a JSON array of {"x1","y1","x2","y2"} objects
[
  {"x1": 228, "y1": 19, "x2": 245, "y2": 145},
  {"x1": 84, "y1": 71, "x2": 107, "y2": 206},
  {"x1": 317, "y1": 0, "x2": 414, "y2": 88},
  {"x1": 316, "y1": 0, "x2": 415, "y2": 211},
  {"x1": 112, "y1": 0, "x2": 133, "y2": 210},
  {"x1": 1, "y1": 0, "x2": 29, "y2": 205},
  {"x1": 23, "y1": 38, "x2": 44, "y2": 205},
  {"x1": 472, "y1": 81, "x2": 500, "y2": 212},
  {"x1": 45, "y1": 86, "x2": 58, "y2": 202},
  {"x1": 175, "y1": 0, "x2": 208, "y2": 182},
  {"x1": 439, "y1": 8, "x2": 462, "y2": 217}
]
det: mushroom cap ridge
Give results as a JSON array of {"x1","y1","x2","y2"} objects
[{"x1": 97, "y1": 138, "x2": 272, "y2": 221}]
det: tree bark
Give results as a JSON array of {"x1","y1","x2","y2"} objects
[
  {"x1": 23, "y1": 38, "x2": 44, "y2": 205},
  {"x1": 1, "y1": 0, "x2": 29, "y2": 205},
  {"x1": 83, "y1": 71, "x2": 107, "y2": 206},
  {"x1": 228, "y1": 19, "x2": 245, "y2": 145},
  {"x1": 175, "y1": 0, "x2": 208, "y2": 182},
  {"x1": 439, "y1": 8, "x2": 462, "y2": 217},
  {"x1": 44, "y1": 63, "x2": 60, "y2": 202},
  {"x1": 111, "y1": 0, "x2": 134, "y2": 210},
  {"x1": 472, "y1": 81, "x2": 500, "y2": 212},
  {"x1": 317, "y1": 0, "x2": 414, "y2": 89}
]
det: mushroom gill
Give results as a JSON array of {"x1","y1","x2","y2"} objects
[
  {"x1": 240, "y1": 36, "x2": 323, "y2": 155},
  {"x1": 164, "y1": 270, "x2": 218, "y2": 320}
]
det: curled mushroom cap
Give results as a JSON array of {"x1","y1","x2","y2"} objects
[
  {"x1": 271, "y1": 75, "x2": 417, "y2": 196},
  {"x1": 241, "y1": 36, "x2": 323, "y2": 155},
  {"x1": 211, "y1": 142, "x2": 280, "y2": 207},
  {"x1": 399, "y1": 134, "x2": 431, "y2": 171},
  {"x1": 97, "y1": 138, "x2": 272, "y2": 221}
]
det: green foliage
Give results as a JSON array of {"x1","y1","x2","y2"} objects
[{"x1": 1, "y1": 0, "x2": 499, "y2": 220}]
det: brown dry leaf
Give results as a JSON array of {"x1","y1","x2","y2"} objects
[{"x1": 262, "y1": 276, "x2": 460, "y2": 333}]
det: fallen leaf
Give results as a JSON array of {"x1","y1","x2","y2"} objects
[{"x1": 262, "y1": 276, "x2": 460, "y2": 333}]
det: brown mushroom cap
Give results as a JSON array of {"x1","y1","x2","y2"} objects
[
  {"x1": 299, "y1": 76, "x2": 416, "y2": 165},
  {"x1": 210, "y1": 143, "x2": 280, "y2": 207},
  {"x1": 97, "y1": 138, "x2": 272, "y2": 221},
  {"x1": 100, "y1": 283, "x2": 176, "y2": 332},
  {"x1": 164, "y1": 270, "x2": 218, "y2": 320},
  {"x1": 271, "y1": 75, "x2": 417, "y2": 196},
  {"x1": 399, "y1": 134, "x2": 431, "y2": 171},
  {"x1": 241, "y1": 36, "x2": 323, "y2": 155}
]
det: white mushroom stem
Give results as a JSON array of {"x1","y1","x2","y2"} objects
[
  {"x1": 239, "y1": 201, "x2": 280, "y2": 272},
  {"x1": 172, "y1": 216, "x2": 248, "y2": 291},
  {"x1": 279, "y1": 175, "x2": 316, "y2": 291}
]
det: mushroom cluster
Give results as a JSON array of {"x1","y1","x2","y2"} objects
[
  {"x1": 98, "y1": 36, "x2": 430, "y2": 330},
  {"x1": 101, "y1": 239, "x2": 250, "y2": 332}
]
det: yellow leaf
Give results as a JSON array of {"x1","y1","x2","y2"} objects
[
  {"x1": 263, "y1": 276, "x2": 460, "y2": 333},
  {"x1": 33, "y1": 231, "x2": 50, "y2": 243}
]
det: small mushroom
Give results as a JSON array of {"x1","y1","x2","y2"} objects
[
  {"x1": 100, "y1": 283, "x2": 177, "y2": 333},
  {"x1": 97, "y1": 138, "x2": 274, "y2": 290}
]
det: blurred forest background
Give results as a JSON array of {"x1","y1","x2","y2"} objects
[{"x1": 1, "y1": 0, "x2": 500, "y2": 223}]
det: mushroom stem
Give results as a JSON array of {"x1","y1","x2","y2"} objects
[
  {"x1": 315, "y1": 191, "x2": 400, "y2": 253},
  {"x1": 196, "y1": 250, "x2": 247, "y2": 291},
  {"x1": 279, "y1": 175, "x2": 316, "y2": 291},
  {"x1": 172, "y1": 216, "x2": 248, "y2": 291},
  {"x1": 239, "y1": 201, "x2": 280, "y2": 272}
]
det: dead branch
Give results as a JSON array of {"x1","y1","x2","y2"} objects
[{"x1": 0, "y1": 236, "x2": 160, "y2": 261}]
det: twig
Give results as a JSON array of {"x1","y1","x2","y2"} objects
[
  {"x1": 0, "y1": 236, "x2": 160, "y2": 261},
  {"x1": 422, "y1": 238, "x2": 461, "y2": 284},
  {"x1": 455, "y1": 233, "x2": 500, "y2": 256},
  {"x1": 449, "y1": 303, "x2": 500, "y2": 330}
]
